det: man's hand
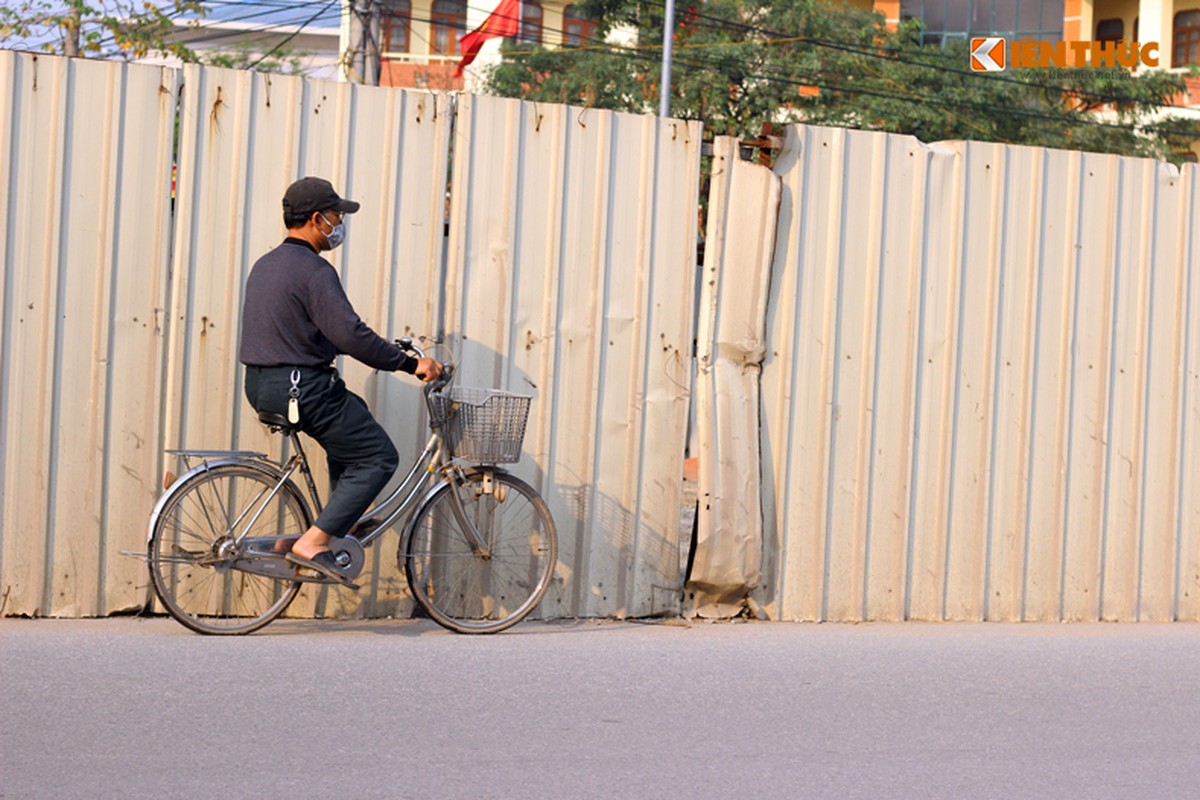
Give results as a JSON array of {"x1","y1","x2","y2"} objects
[{"x1": 414, "y1": 357, "x2": 443, "y2": 383}]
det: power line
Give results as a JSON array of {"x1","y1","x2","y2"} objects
[
  {"x1": 456, "y1": 0, "x2": 1173, "y2": 121},
  {"x1": 90, "y1": 0, "x2": 357, "y2": 59},
  {"x1": 633, "y1": 0, "x2": 1195, "y2": 113},
  {"x1": 66, "y1": 0, "x2": 1200, "y2": 141},
  {"x1": 376, "y1": 0, "x2": 1195, "y2": 140},
  {"x1": 248, "y1": 0, "x2": 338, "y2": 67},
  {"x1": 521, "y1": 2, "x2": 1200, "y2": 139},
  {"x1": 486, "y1": 20, "x2": 1200, "y2": 140}
]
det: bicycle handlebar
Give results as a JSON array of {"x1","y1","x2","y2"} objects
[
  {"x1": 396, "y1": 336, "x2": 425, "y2": 360},
  {"x1": 395, "y1": 337, "x2": 454, "y2": 392}
]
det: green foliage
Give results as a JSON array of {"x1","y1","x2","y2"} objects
[
  {"x1": 483, "y1": 0, "x2": 1200, "y2": 163},
  {"x1": 0, "y1": 0, "x2": 205, "y2": 60}
]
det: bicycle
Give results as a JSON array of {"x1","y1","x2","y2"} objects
[{"x1": 138, "y1": 338, "x2": 558, "y2": 636}]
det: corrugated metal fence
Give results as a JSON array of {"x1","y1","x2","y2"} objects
[
  {"x1": 693, "y1": 125, "x2": 1200, "y2": 622},
  {"x1": 444, "y1": 95, "x2": 702, "y2": 618},
  {"x1": 0, "y1": 51, "x2": 701, "y2": 619},
  {"x1": 0, "y1": 53, "x2": 178, "y2": 617},
  {"x1": 5, "y1": 51, "x2": 1200, "y2": 623}
]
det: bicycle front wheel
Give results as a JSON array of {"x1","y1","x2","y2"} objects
[
  {"x1": 403, "y1": 469, "x2": 557, "y2": 634},
  {"x1": 148, "y1": 463, "x2": 308, "y2": 635}
]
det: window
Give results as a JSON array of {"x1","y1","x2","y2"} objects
[
  {"x1": 563, "y1": 5, "x2": 597, "y2": 46},
  {"x1": 432, "y1": 0, "x2": 466, "y2": 56},
  {"x1": 1095, "y1": 18, "x2": 1123, "y2": 43},
  {"x1": 515, "y1": 1, "x2": 543, "y2": 45},
  {"x1": 899, "y1": 0, "x2": 1064, "y2": 45},
  {"x1": 1175, "y1": 10, "x2": 1200, "y2": 67},
  {"x1": 382, "y1": 0, "x2": 411, "y2": 54}
]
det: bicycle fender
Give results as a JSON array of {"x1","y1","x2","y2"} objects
[
  {"x1": 147, "y1": 458, "x2": 304, "y2": 545},
  {"x1": 398, "y1": 466, "x2": 514, "y2": 548}
]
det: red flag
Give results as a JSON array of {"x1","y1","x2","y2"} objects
[{"x1": 455, "y1": 0, "x2": 522, "y2": 77}]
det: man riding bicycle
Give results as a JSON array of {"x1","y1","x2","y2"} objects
[{"x1": 239, "y1": 176, "x2": 441, "y2": 587}]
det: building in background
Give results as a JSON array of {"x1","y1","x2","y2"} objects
[
  {"x1": 145, "y1": 1, "x2": 342, "y2": 78},
  {"x1": 898, "y1": 0, "x2": 1066, "y2": 43},
  {"x1": 147, "y1": 1, "x2": 599, "y2": 91},
  {"x1": 355, "y1": 0, "x2": 598, "y2": 90},
  {"x1": 852, "y1": 0, "x2": 1199, "y2": 158}
]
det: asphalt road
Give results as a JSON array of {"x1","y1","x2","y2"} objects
[{"x1": 3, "y1": 617, "x2": 1200, "y2": 799}]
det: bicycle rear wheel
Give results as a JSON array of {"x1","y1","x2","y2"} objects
[
  {"x1": 403, "y1": 469, "x2": 557, "y2": 634},
  {"x1": 148, "y1": 463, "x2": 308, "y2": 635}
]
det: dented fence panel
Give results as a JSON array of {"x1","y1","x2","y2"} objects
[
  {"x1": 444, "y1": 94, "x2": 702, "y2": 619},
  {"x1": 753, "y1": 123, "x2": 1200, "y2": 621},
  {"x1": 687, "y1": 137, "x2": 779, "y2": 618}
]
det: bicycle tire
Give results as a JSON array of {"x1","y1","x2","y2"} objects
[
  {"x1": 148, "y1": 463, "x2": 309, "y2": 635},
  {"x1": 403, "y1": 469, "x2": 557, "y2": 634}
]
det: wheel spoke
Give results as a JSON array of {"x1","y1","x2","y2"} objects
[
  {"x1": 149, "y1": 466, "x2": 305, "y2": 635},
  {"x1": 405, "y1": 472, "x2": 556, "y2": 634}
]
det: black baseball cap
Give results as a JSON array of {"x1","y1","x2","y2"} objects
[{"x1": 282, "y1": 176, "x2": 361, "y2": 217}]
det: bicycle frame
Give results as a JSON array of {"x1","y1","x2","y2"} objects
[
  {"x1": 215, "y1": 407, "x2": 491, "y2": 558},
  {"x1": 145, "y1": 344, "x2": 495, "y2": 568},
  {"x1": 323, "y1": 426, "x2": 494, "y2": 556}
]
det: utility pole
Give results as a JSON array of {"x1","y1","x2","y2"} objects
[
  {"x1": 659, "y1": 0, "x2": 675, "y2": 117},
  {"x1": 339, "y1": 0, "x2": 353, "y2": 80},
  {"x1": 344, "y1": 0, "x2": 380, "y2": 84},
  {"x1": 365, "y1": 0, "x2": 381, "y2": 86}
]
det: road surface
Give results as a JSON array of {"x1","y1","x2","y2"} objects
[{"x1": 3, "y1": 617, "x2": 1199, "y2": 798}]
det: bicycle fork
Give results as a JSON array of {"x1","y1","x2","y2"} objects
[{"x1": 445, "y1": 468, "x2": 498, "y2": 558}]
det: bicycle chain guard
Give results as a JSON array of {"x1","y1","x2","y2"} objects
[{"x1": 231, "y1": 536, "x2": 366, "y2": 584}]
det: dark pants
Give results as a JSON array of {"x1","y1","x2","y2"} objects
[{"x1": 244, "y1": 365, "x2": 398, "y2": 538}]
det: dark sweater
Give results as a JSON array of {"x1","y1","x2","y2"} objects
[{"x1": 239, "y1": 238, "x2": 417, "y2": 373}]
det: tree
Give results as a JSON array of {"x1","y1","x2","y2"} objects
[
  {"x1": 484, "y1": 0, "x2": 1200, "y2": 163},
  {"x1": 0, "y1": 0, "x2": 205, "y2": 61}
]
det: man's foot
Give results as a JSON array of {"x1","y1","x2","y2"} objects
[
  {"x1": 272, "y1": 536, "x2": 299, "y2": 554},
  {"x1": 290, "y1": 531, "x2": 332, "y2": 561}
]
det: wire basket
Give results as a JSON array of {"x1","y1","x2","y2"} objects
[{"x1": 428, "y1": 386, "x2": 532, "y2": 464}]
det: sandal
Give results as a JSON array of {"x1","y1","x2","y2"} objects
[{"x1": 285, "y1": 550, "x2": 360, "y2": 590}]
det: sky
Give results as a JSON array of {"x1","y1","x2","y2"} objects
[{"x1": 0, "y1": 0, "x2": 346, "y2": 55}]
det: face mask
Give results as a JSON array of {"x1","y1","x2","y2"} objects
[{"x1": 319, "y1": 212, "x2": 346, "y2": 250}]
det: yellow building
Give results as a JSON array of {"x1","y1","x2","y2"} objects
[
  {"x1": 875, "y1": 1, "x2": 1198, "y2": 85},
  {"x1": 865, "y1": 0, "x2": 1194, "y2": 58},
  {"x1": 855, "y1": 0, "x2": 1199, "y2": 157}
]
